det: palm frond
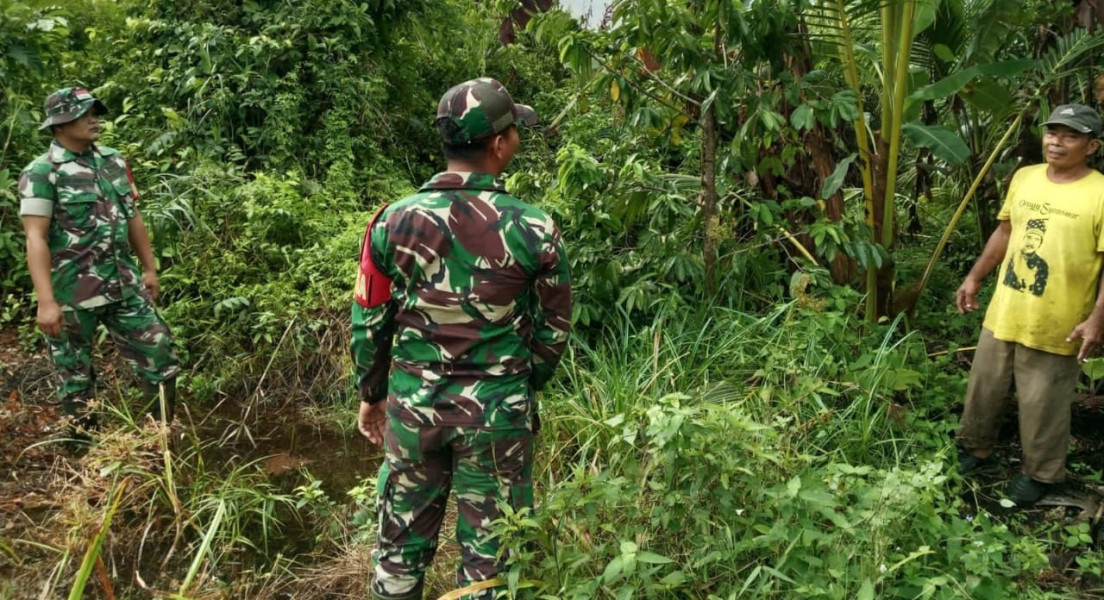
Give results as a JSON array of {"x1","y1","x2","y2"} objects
[
  {"x1": 914, "y1": 0, "x2": 966, "y2": 77},
  {"x1": 802, "y1": 0, "x2": 888, "y2": 48},
  {"x1": 1030, "y1": 28, "x2": 1104, "y2": 93}
]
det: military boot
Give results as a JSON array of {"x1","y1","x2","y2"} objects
[{"x1": 61, "y1": 394, "x2": 100, "y2": 451}]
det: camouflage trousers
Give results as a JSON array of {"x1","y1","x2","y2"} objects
[
  {"x1": 372, "y1": 418, "x2": 534, "y2": 600},
  {"x1": 45, "y1": 294, "x2": 180, "y2": 418}
]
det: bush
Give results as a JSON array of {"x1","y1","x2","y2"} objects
[{"x1": 500, "y1": 301, "x2": 1050, "y2": 599}]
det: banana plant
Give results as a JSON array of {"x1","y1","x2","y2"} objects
[
  {"x1": 810, "y1": 0, "x2": 927, "y2": 320},
  {"x1": 811, "y1": 0, "x2": 1029, "y2": 321}
]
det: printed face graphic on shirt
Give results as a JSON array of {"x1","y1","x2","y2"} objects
[
  {"x1": 1002, "y1": 219, "x2": 1049, "y2": 297},
  {"x1": 1022, "y1": 230, "x2": 1043, "y2": 254}
]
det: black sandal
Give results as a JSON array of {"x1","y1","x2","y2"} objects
[
  {"x1": 1008, "y1": 473, "x2": 1050, "y2": 506},
  {"x1": 957, "y1": 449, "x2": 996, "y2": 473}
]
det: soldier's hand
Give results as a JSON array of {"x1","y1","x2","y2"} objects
[
  {"x1": 143, "y1": 270, "x2": 160, "y2": 303},
  {"x1": 358, "y1": 400, "x2": 387, "y2": 445},
  {"x1": 955, "y1": 277, "x2": 981, "y2": 314},
  {"x1": 36, "y1": 300, "x2": 63, "y2": 338}
]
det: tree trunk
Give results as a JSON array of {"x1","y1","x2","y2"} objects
[
  {"x1": 700, "y1": 24, "x2": 721, "y2": 296},
  {"x1": 795, "y1": 17, "x2": 853, "y2": 284},
  {"x1": 908, "y1": 150, "x2": 929, "y2": 235},
  {"x1": 806, "y1": 125, "x2": 854, "y2": 283},
  {"x1": 701, "y1": 92, "x2": 718, "y2": 297},
  {"x1": 498, "y1": 0, "x2": 555, "y2": 45},
  {"x1": 908, "y1": 99, "x2": 937, "y2": 236},
  {"x1": 871, "y1": 132, "x2": 893, "y2": 316}
]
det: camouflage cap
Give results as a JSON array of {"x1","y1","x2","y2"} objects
[
  {"x1": 38, "y1": 87, "x2": 108, "y2": 131},
  {"x1": 1043, "y1": 103, "x2": 1102, "y2": 137},
  {"x1": 436, "y1": 78, "x2": 537, "y2": 144}
]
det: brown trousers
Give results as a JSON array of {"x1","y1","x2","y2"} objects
[{"x1": 957, "y1": 329, "x2": 1080, "y2": 483}]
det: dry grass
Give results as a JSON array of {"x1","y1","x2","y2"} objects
[{"x1": 0, "y1": 316, "x2": 488, "y2": 600}]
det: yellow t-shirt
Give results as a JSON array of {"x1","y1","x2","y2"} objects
[{"x1": 983, "y1": 164, "x2": 1104, "y2": 355}]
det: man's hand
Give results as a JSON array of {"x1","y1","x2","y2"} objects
[
  {"x1": 36, "y1": 300, "x2": 63, "y2": 337},
  {"x1": 143, "y1": 270, "x2": 160, "y2": 303},
  {"x1": 955, "y1": 276, "x2": 982, "y2": 314},
  {"x1": 358, "y1": 400, "x2": 387, "y2": 445},
  {"x1": 1068, "y1": 316, "x2": 1104, "y2": 363}
]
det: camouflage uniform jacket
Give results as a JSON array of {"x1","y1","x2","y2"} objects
[
  {"x1": 351, "y1": 171, "x2": 572, "y2": 429},
  {"x1": 19, "y1": 142, "x2": 143, "y2": 309}
]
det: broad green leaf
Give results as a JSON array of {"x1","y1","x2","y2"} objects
[
  {"x1": 791, "y1": 104, "x2": 815, "y2": 131},
  {"x1": 913, "y1": 0, "x2": 940, "y2": 36},
  {"x1": 161, "y1": 106, "x2": 186, "y2": 127},
  {"x1": 820, "y1": 153, "x2": 857, "y2": 199},
  {"x1": 885, "y1": 367, "x2": 923, "y2": 391},
  {"x1": 786, "y1": 475, "x2": 801, "y2": 498},
  {"x1": 902, "y1": 123, "x2": 971, "y2": 165},
  {"x1": 872, "y1": 244, "x2": 886, "y2": 269},
  {"x1": 854, "y1": 242, "x2": 870, "y2": 268},
  {"x1": 798, "y1": 489, "x2": 835, "y2": 506},
  {"x1": 933, "y1": 43, "x2": 956, "y2": 63},
  {"x1": 602, "y1": 556, "x2": 624, "y2": 584},
  {"x1": 908, "y1": 60, "x2": 1036, "y2": 109},
  {"x1": 961, "y1": 77, "x2": 1013, "y2": 113},
  {"x1": 1082, "y1": 358, "x2": 1104, "y2": 380},
  {"x1": 637, "y1": 551, "x2": 673, "y2": 564},
  {"x1": 760, "y1": 109, "x2": 786, "y2": 133},
  {"x1": 832, "y1": 90, "x2": 861, "y2": 122},
  {"x1": 908, "y1": 67, "x2": 979, "y2": 103},
  {"x1": 858, "y1": 580, "x2": 875, "y2": 600},
  {"x1": 976, "y1": 59, "x2": 1039, "y2": 77},
  {"x1": 659, "y1": 570, "x2": 688, "y2": 586}
]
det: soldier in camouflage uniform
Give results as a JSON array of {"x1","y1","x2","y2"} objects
[
  {"x1": 352, "y1": 78, "x2": 572, "y2": 600},
  {"x1": 20, "y1": 87, "x2": 180, "y2": 438}
]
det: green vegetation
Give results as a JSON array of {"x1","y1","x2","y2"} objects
[{"x1": 4, "y1": 0, "x2": 1104, "y2": 598}]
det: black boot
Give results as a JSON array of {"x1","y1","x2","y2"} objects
[
  {"x1": 142, "y1": 378, "x2": 177, "y2": 424},
  {"x1": 61, "y1": 395, "x2": 99, "y2": 450}
]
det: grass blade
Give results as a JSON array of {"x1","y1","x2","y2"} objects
[
  {"x1": 178, "y1": 499, "x2": 227, "y2": 596},
  {"x1": 68, "y1": 478, "x2": 129, "y2": 600}
]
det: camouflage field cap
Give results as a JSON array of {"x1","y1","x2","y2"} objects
[
  {"x1": 436, "y1": 78, "x2": 537, "y2": 144},
  {"x1": 38, "y1": 87, "x2": 108, "y2": 131},
  {"x1": 1043, "y1": 103, "x2": 1102, "y2": 137}
]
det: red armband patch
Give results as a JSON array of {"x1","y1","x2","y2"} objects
[
  {"x1": 355, "y1": 204, "x2": 393, "y2": 308},
  {"x1": 125, "y1": 164, "x2": 139, "y2": 202}
]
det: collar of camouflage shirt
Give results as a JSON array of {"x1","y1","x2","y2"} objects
[
  {"x1": 48, "y1": 140, "x2": 117, "y2": 164},
  {"x1": 419, "y1": 171, "x2": 508, "y2": 193}
]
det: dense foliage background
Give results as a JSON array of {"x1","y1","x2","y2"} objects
[{"x1": 5, "y1": 0, "x2": 1104, "y2": 598}]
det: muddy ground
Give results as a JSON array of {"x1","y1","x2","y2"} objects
[{"x1": 0, "y1": 327, "x2": 395, "y2": 598}]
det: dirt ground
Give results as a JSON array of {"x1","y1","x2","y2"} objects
[
  {"x1": 0, "y1": 329, "x2": 65, "y2": 547},
  {"x1": 950, "y1": 363, "x2": 1104, "y2": 595},
  {"x1": 0, "y1": 326, "x2": 376, "y2": 596},
  {"x1": 0, "y1": 327, "x2": 471, "y2": 599}
]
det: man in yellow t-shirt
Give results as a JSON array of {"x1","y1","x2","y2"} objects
[{"x1": 955, "y1": 103, "x2": 1104, "y2": 506}]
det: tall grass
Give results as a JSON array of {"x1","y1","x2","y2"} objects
[
  {"x1": 503, "y1": 300, "x2": 1048, "y2": 599},
  {"x1": 5, "y1": 397, "x2": 308, "y2": 598}
]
